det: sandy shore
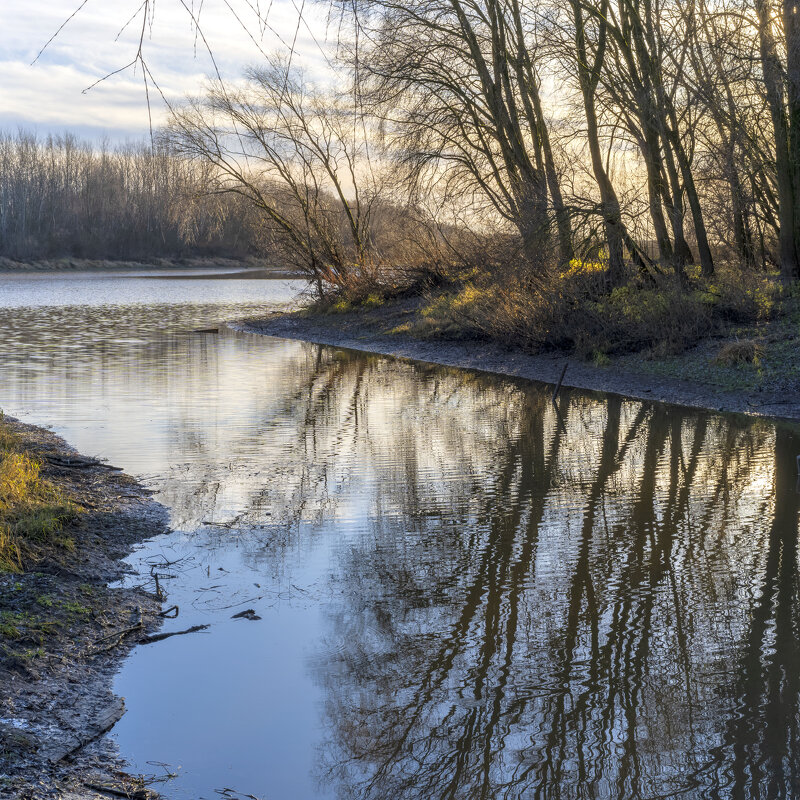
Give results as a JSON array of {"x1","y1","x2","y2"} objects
[{"x1": 234, "y1": 309, "x2": 800, "y2": 424}]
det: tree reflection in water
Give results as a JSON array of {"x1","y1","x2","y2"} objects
[
  {"x1": 2, "y1": 310, "x2": 797, "y2": 799},
  {"x1": 287, "y1": 351, "x2": 799, "y2": 800}
]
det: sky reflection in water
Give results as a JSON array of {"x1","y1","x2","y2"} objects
[{"x1": 0, "y1": 274, "x2": 798, "y2": 800}]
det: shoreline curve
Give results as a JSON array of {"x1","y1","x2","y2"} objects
[{"x1": 231, "y1": 313, "x2": 800, "y2": 425}]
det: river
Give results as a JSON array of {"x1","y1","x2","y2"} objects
[{"x1": 1, "y1": 271, "x2": 799, "y2": 800}]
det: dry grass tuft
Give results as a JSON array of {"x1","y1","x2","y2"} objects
[
  {"x1": 714, "y1": 339, "x2": 764, "y2": 366},
  {"x1": 0, "y1": 416, "x2": 77, "y2": 572}
]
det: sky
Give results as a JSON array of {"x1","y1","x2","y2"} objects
[{"x1": 0, "y1": 0, "x2": 333, "y2": 141}]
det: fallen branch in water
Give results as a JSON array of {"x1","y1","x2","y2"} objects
[
  {"x1": 138, "y1": 624, "x2": 209, "y2": 644},
  {"x1": 232, "y1": 608, "x2": 261, "y2": 621}
]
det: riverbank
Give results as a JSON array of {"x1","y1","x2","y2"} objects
[
  {"x1": 0, "y1": 417, "x2": 168, "y2": 799},
  {"x1": 235, "y1": 295, "x2": 800, "y2": 423}
]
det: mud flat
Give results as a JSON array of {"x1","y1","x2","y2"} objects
[
  {"x1": 235, "y1": 303, "x2": 800, "y2": 423},
  {"x1": 0, "y1": 418, "x2": 168, "y2": 800}
]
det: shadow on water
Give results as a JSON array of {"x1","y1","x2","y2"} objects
[{"x1": 0, "y1": 279, "x2": 799, "y2": 799}]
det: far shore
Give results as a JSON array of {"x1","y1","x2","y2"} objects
[
  {"x1": 233, "y1": 305, "x2": 800, "y2": 425},
  {"x1": 0, "y1": 256, "x2": 302, "y2": 280}
]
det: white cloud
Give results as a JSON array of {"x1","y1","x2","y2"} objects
[{"x1": 0, "y1": 0, "x2": 335, "y2": 139}]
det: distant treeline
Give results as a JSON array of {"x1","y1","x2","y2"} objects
[{"x1": 0, "y1": 132, "x2": 264, "y2": 262}]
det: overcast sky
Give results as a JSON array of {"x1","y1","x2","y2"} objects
[{"x1": 0, "y1": 0, "x2": 332, "y2": 141}]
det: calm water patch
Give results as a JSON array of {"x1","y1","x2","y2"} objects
[{"x1": 1, "y1": 273, "x2": 799, "y2": 799}]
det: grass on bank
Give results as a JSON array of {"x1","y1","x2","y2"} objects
[
  {"x1": 0, "y1": 416, "x2": 77, "y2": 573},
  {"x1": 406, "y1": 263, "x2": 780, "y2": 354}
]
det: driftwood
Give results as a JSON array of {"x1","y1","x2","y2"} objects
[
  {"x1": 150, "y1": 564, "x2": 177, "y2": 601},
  {"x1": 138, "y1": 624, "x2": 209, "y2": 644},
  {"x1": 45, "y1": 455, "x2": 122, "y2": 471},
  {"x1": 232, "y1": 608, "x2": 261, "y2": 621},
  {"x1": 83, "y1": 781, "x2": 150, "y2": 799}
]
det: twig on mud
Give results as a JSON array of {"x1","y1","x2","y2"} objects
[
  {"x1": 138, "y1": 624, "x2": 209, "y2": 644},
  {"x1": 83, "y1": 782, "x2": 150, "y2": 799},
  {"x1": 92, "y1": 607, "x2": 143, "y2": 653}
]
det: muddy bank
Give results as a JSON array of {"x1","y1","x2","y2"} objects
[
  {"x1": 0, "y1": 418, "x2": 168, "y2": 799},
  {"x1": 234, "y1": 304, "x2": 800, "y2": 423}
]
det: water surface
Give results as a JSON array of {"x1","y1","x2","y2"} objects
[{"x1": 1, "y1": 272, "x2": 799, "y2": 800}]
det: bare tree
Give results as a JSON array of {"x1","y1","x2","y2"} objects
[
  {"x1": 21, "y1": 0, "x2": 800, "y2": 286},
  {"x1": 0, "y1": 131, "x2": 256, "y2": 261},
  {"x1": 334, "y1": 0, "x2": 574, "y2": 276},
  {"x1": 165, "y1": 58, "x2": 385, "y2": 294}
]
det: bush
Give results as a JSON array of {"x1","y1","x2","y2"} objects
[
  {"x1": 411, "y1": 263, "x2": 776, "y2": 358},
  {"x1": 714, "y1": 339, "x2": 764, "y2": 366},
  {"x1": 694, "y1": 268, "x2": 777, "y2": 322}
]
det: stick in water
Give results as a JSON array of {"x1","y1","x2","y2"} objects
[
  {"x1": 138, "y1": 624, "x2": 209, "y2": 645},
  {"x1": 552, "y1": 363, "x2": 568, "y2": 403}
]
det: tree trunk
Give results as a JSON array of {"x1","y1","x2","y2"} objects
[
  {"x1": 516, "y1": 173, "x2": 551, "y2": 270},
  {"x1": 757, "y1": 0, "x2": 800, "y2": 278},
  {"x1": 659, "y1": 139, "x2": 694, "y2": 268},
  {"x1": 529, "y1": 81, "x2": 574, "y2": 265},
  {"x1": 640, "y1": 123, "x2": 676, "y2": 270},
  {"x1": 572, "y1": 0, "x2": 626, "y2": 287},
  {"x1": 784, "y1": 0, "x2": 800, "y2": 278}
]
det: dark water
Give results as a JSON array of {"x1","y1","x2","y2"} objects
[{"x1": 1, "y1": 273, "x2": 799, "y2": 800}]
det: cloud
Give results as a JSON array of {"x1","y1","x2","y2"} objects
[{"x1": 0, "y1": 0, "x2": 334, "y2": 139}]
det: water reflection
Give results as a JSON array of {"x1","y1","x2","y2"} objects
[
  {"x1": 288, "y1": 354, "x2": 798, "y2": 800},
  {"x1": 0, "y1": 280, "x2": 799, "y2": 799}
]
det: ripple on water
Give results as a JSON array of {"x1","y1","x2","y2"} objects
[{"x1": 0, "y1": 273, "x2": 798, "y2": 800}]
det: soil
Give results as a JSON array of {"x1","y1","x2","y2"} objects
[
  {"x1": 0, "y1": 419, "x2": 169, "y2": 800},
  {"x1": 234, "y1": 298, "x2": 800, "y2": 424}
]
